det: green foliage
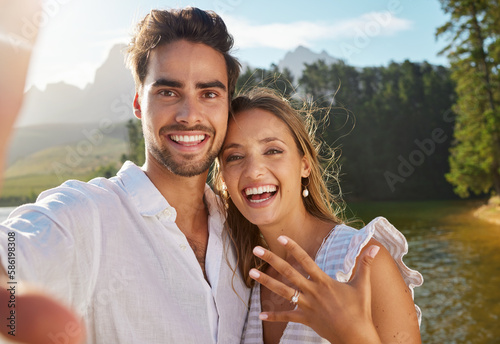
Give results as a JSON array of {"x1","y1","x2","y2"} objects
[
  {"x1": 437, "y1": 0, "x2": 500, "y2": 197},
  {"x1": 122, "y1": 119, "x2": 145, "y2": 166},
  {"x1": 89, "y1": 163, "x2": 120, "y2": 179},
  {"x1": 236, "y1": 64, "x2": 295, "y2": 97},
  {"x1": 299, "y1": 60, "x2": 457, "y2": 200}
]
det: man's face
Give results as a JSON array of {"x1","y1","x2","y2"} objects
[{"x1": 134, "y1": 40, "x2": 229, "y2": 177}]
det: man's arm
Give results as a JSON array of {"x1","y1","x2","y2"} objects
[
  {"x1": 0, "y1": 0, "x2": 41, "y2": 188},
  {"x1": 0, "y1": 1, "x2": 84, "y2": 342}
]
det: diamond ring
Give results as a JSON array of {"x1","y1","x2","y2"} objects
[{"x1": 290, "y1": 289, "x2": 300, "y2": 306}]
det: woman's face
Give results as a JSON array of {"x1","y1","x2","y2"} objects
[{"x1": 220, "y1": 108, "x2": 310, "y2": 227}]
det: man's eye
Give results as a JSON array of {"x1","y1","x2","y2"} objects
[
  {"x1": 159, "y1": 90, "x2": 175, "y2": 97},
  {"x1": 203, "y1": 92, "x2": 217, "y2": 98}
]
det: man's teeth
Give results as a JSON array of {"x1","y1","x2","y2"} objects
[
  {"x1": 170, "y1": 134, "x2": 206, "y2": 143},
  {"x1": 244, "y1": 185, "x2": 277, "y2": 196}
]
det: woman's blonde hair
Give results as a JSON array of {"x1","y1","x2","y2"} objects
[{"x1": 212, "y1": 87, "x2": 344, "y2": 287}]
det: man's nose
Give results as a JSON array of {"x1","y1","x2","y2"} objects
[{"x1": 175, "y1": 96, "x2": 203, "y2": 125}]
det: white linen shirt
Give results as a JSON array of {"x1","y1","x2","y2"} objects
[{"x1": 0, "y1": 161, "x2": 250, "y2": 343}]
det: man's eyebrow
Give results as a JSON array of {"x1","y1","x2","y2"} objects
[
  {"x1": 197, "y1": 80, "x2": 227, "y2": 91},
  {"x1": 151, "y1": 78, "x2": 183, "y2": 88}
]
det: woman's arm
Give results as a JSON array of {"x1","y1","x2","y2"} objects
[
  {"x1": 355, "y1": 239, "x2": 421, "y2": 343},
  {"x1": 250, "y1": 236, "x2": 421, "y2": 344}
]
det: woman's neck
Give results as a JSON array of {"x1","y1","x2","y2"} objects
[{"x1": 258, "y1": 213, "x2": 337, "y2": 261}]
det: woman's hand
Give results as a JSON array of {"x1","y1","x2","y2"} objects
[{"x1": 250, "y1": 236, "x2": 382, "y2": 344}]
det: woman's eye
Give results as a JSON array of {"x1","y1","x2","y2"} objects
[
  {"x1": 226, "y1": 155, "x2": 243, "y2": 162},
  {"x1": 265, "y1": 149, "x2": 283, "y2": 155}
]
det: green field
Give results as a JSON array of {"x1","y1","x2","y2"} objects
[{"x1": 1, "y1": 137, "x2": 127, "y2": 205}]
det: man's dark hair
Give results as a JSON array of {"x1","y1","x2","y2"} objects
[{"x1": 126, "y1": 7, "x2": 240, "y2": 96}]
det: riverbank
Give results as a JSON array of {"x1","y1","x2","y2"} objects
[{"x1": 474, "y1": 196, "x2": 500, "y2": 225}]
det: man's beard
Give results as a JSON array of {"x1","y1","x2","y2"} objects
[
  {"x1": 149, "y1": 143, "x2": 219, "y2": 177},
  {"x1": 147, "y1": 124, "x2": 221, "y2": 177}
]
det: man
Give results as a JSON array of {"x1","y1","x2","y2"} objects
[{"x1": 0, "y1": 7, "x2": 249, "y2": 344}]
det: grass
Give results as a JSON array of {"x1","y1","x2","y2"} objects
[{"x1": 1, "y1": 137, "x2": 127, "y2": 205}]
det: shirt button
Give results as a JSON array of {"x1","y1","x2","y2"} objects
[
  {"x1": 163, "y1": 209, "x2": 171, "y2": 217},
  {"x1": 179, "y1": 244, "x2": 187, "y2": 251}
]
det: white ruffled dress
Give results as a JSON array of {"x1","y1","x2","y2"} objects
[{"x1": 241, "y1": 217, "x2": 423, "y2": 344}]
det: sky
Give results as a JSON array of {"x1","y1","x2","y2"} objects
[{"x1": 24, "y1": 0, "x2": 451, "y2": 90}]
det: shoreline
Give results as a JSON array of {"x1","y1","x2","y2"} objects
[{"x1": 473, "y1": 196, "x2": 500, "y2": 226}]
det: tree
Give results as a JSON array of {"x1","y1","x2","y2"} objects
[
  {"x1": 299, "y1": 59, "x2": 456, "y2": 200},
  {"x1": 236, "y1": 64, "x2": 295, "y2": 98},
  {"x1": 437, "y1": 0, "x2": 500, "y2": 197},
  {"x1": 123, "y1": 119, "x2": 145, "y2": 166}
]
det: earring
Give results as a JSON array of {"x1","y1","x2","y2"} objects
[
  {"x1": 221, "y1": 182, "x2": 230, "y2": 199},
  {"x1": 302, "y1": 178, "x2": 309, "y2": 198}
]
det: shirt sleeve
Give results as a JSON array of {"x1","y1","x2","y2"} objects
[{"x1": 0, "y1": 181, "x2": 101, "y2": 312}]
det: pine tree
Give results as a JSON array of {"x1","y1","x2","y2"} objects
[{"x1": 437, "y1": 0, "x2": 500, "y2": 197}]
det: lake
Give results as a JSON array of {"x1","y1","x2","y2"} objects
[
  {"x1": 348, "y1": 199, "x2": 500, "y2": 344},
  {"x1": 1, "y1": 200, "x2": 499, "y2": 343}
]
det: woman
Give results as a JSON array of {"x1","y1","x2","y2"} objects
[{"x1": 213, "y1": 88, "x2": 423, "y2": 343}]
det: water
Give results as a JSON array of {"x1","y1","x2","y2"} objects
[
  {"x1": 348, "y1": 200, "x2": 500, "y2": 344},
  {"x1": 1, "y1": 201, "x2": 499, "y2": 342}
]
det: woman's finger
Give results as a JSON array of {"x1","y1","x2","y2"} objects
[
  {"x1": 252, "y1": 246, "x2": 310, "y2": 289},
  {"x1": 277, "y1": 236, "x2": 326, "y2": 280},
  {"x1": 350, "y1": 245, "x2": 379, "y2": 292},
  {"x1": 249, "y1": 268, "x2": 298, "y2": 303},
  {"x1": 259, "y1": 310, "x2": 305, "y2": 324}
]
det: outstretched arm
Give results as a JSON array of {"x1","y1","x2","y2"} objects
[
  {"x1": 250, "y1": 236, "x2": 421, "y2": 344},
  {"x1": 0, "y1": 0, "x2": 40, "y2": 183},
  {"x1": 0, "y1": 2, "x2": 84, "y2": 343}
]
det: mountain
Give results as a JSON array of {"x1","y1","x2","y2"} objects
[
  {"x1": 17, "y1": 44, "x2": 136, "y2": 127},
  {"x1": 8, "y1": 44, "x2": 136, "y2": 167},
  {"x1": 278, "y1": 45, "x2": 339, "y2": 81},
  {"x1": 7, "y1": 122, "x2": 128, "y2": 166}
]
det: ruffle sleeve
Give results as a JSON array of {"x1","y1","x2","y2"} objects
[{"x1": 331, "y1": 217, "x2": 423, "y2": 325}]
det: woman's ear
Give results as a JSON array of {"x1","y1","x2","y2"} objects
[
  {"x1": 133, "y1": 93, "x2": 142, "y2": 119},
  {"x1": 301, "y1": 155, "x2": 312, "y2": 178}
]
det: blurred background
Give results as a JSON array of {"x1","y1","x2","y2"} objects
[{"x1": 1, "y1": 0, "x2": 499, "y2": 342}]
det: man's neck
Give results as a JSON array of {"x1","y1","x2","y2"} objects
[{"x1": 142, "y1": 158, "x2": 209, "y2": 235}]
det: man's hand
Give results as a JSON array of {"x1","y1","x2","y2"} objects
[{"x1": 0, "y1": 283, "x2": 85, "y2": 344}]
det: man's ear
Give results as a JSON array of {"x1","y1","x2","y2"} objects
[
  {"x1": 133, "y1": 93, "x2": 142, "y2": 119},
  {"x1": 301, "y1": 155, "x2": 312, "y2": 178}
]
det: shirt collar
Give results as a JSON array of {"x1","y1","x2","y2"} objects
[
  {"x1": 116, "y1": 161, "x2": 226, "y2": 226},
  {"x1": 116, "y1": 161, "x2": 170, "y2": 217}
]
